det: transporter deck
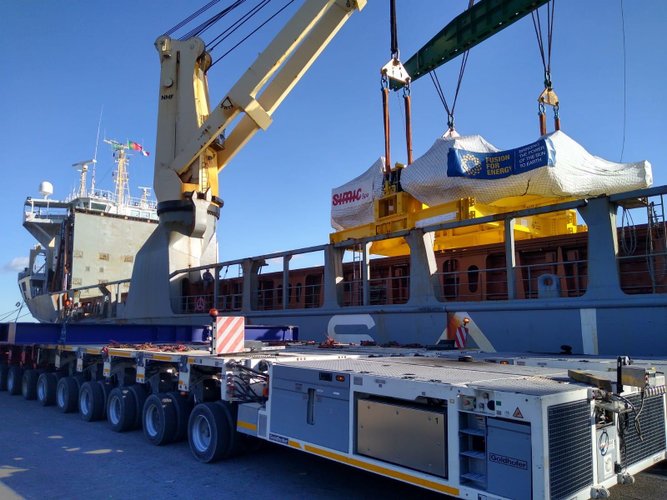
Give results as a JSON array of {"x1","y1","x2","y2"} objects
[{"x1": 1, "y1": 324, "x2": 666, "y2": 499}]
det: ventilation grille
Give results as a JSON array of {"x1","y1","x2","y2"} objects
[
  {"x1": 548, "y1": 399, "x2": 593, "y2": 500},
  {"x1": 621, "y1": 393, "x2": 666, "y2": 466}
]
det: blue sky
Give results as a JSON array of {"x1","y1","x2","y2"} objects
[{"x1": 1, "y1": 0, "x2": 665, "y2": 320}]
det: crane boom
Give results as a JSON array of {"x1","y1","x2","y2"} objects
[
  {"x1": 153, "y1": 0, "x2": 366, "y2": 205},
  {"x1": 392, "y1": 0, "x2": 549, "y2": 89}
]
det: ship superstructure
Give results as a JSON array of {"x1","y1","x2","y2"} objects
[{"x1": 18, "y1": 142, "x2": 158, "y2": 322}]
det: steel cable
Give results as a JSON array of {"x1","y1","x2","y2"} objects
[
  {"x1": 211, "y1": 0, "x2": 295, "y2": 67},
  {"x1": 208, "y1": 0, "x2": 272, "y2": 52},
  {"x1": 163, "y1": 0, "x2": 222, "y2": 37}
]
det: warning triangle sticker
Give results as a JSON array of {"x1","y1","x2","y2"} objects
[{"x1": 513, "y1": 407, "x2": 524, "y2": 419}]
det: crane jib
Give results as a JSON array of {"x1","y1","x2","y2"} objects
[{"x1": 392, "y1": 0, "x2": 550, "y2": 89}]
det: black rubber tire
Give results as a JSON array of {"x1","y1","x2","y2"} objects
[
  {"x1": 7, "y1": 366, "x2": 24, "y2": 395},
  {"x1": 0, "y1": 364, "x2": 8, "y2": 391},
  {"x1": 79, "y1": 381, "x2": 106, "y2": 422},
  {"x1": 22, "y1": 369, "x2": 39, "y2": 400},
  {"x1": 128, "y1": 384, "x2": 148, "y2": 430},
  {"x1": 73, "y1": 374, "x2": 86, "y2": 392},
  {"x1": 142, "y1": 393, "x2": 177, "y2": 446},
  {"x1": 107, "y1": 387, "x2": 137, "y2": 432},
  {"x1": 56, "y1": 376, "x2": 79, "y2": 413},
  {"x1": 166, "y1": 392, "x2": 194, "y2": 442},
  {"x1": 188, "y1": 402, "x2": 234, "y2": 463},
  {"x1": 96, "y1": 380, "x2": 112, "y2": 419},
  {"x1": 37, "y1": 372, "x2": 58, "y2": 406},
  {"x1": 216, "y1": 400, "x2": 243, "y2": 457}
]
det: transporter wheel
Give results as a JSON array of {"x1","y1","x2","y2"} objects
[
  {"x1": 0, "y1": 364, "x2": 8, "y2": 391},
  {"x1": 96, "y1": 380, "x2": 112, "y2": 419},
  {"x1": 142, "y1": 393, "x2": 177, "y2": 446},
  {"x1": 79, "y1": 381, "x2": 106, "y2": 422},
  {"x1": 73, "y1": 374, "x2": 86, "y2": 392},
  {"x1": 37, "y1": 372, "x2": 58, "y2": 406},
  {"x1": 22, "y1": 369, "x2": 39, "y2": 400},
  {"x1": 7, "y1": 366, "x2": 24, "y2": 395},
  {"x1": 166, "y1": 392, "x2": 194, "y2": 442},
  {"x1": 107, "y1": 387, "x2": 137, "y2": 433},
  {"x1": 216, "y1": 401, "x2": 243, "y2": 456},
  {"x1": 188, "y1": 402, "x2": 235, "y2": 463},
  {"x1": 128, "y1": 384, "x2": 148, "y2": 430},
  {"x1": 56, "y1": 376, "x2": 79, "y2": 413}
]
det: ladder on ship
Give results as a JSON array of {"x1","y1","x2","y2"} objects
[{"x1": 646, "y1": 194, "x2": 667, "y2": 292}]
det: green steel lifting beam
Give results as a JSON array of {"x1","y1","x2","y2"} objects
[{"x1": 392, "y1": 0, "x2": 549, "y2": 89}]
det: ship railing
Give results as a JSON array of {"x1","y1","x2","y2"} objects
[
  {"x1": 66, "y1": 189, "x2": 158, "y2": 211},
  {"x1": 179, "y1": 292, "x2": 216, "y2": 314},
  {"x1": 51, "y1": 279, "x2": 131, "y2": 321},
  {"x1": 342, "y1": 276, "x2": 410, "y2": 306},
  {"x1": 216, "y1": 293, "x2": 244, "y2": 312},
  {"x1": 254, "y1": 283, "x2": 323, "y2": 311},
  {"x1": 434, "y1": 259, "x2": 588, "y2": 301},
  {"x1": 618, "y1": 249, "x2": 667, "y2": 294},
  {"x1": 23, "y1": 199, "x2": 69, "y2": 222}
]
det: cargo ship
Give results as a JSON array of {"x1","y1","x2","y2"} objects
[{"x1": 15, "y1": 0, "x2": 667, "y2": 357}]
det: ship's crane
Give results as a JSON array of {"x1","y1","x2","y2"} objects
[
  {"x1": 124, "y1": 0, "x2": 555, "y2": 320},
  {"x1": 125, "y1": 0, "x2": 367, "y2": 318}
]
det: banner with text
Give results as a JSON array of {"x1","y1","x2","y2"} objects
[{"x1": 447, "y1": 139, "x2": 553, "y2": 179}]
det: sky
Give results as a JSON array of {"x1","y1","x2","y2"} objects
[{"x1": 0, "y1": 0, "x2": 666, "y2": 321}]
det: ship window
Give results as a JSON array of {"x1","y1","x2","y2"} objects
[
  {"x1": 85, "y1": 266, "x2": 90, "y2": 272},
  {"x1": 467, "y1": 265, "x2": 479, "y2": 293},
  {"x1": 72, "y1": 278, "x2": 82, "y2": 286},
  {"x1": 99, "y1": 267, "x2": 104, "y2": 273},
  {"x1": 130, "y1": 210, "x2": 140, "y2": 217},
  {"x1": 73, "y1": 250, "x2": 83, "y2": 258},
  {"x1": 98, "y1": 252, "x2": 110, "y2": 261},
  {"x1": 123, "y1": 255, "x2": 134, "y2": 263}
]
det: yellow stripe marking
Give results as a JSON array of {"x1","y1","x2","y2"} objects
[
  {"x1": 236, "y1": 420, "x2": 257, "y2": 432},
  {"x1": 108, "y1": 351, "x2": 133, "y2": 358},
  {"x1": 288, "y1": 441, "x2": 302, "y2": 449},
  {"x1": 151, "y1": 354, "x2": 173, "y2": 361},
  {"x1": 85, "y1": 348, "x2": 100, "y2": 354},
  {"x1": 302, "y1": 444, "x2": 458, "y2": 495}
]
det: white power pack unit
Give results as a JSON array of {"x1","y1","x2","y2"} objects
[{"x1": 237, "y1": 355, "x2": 666, "y2": 499}]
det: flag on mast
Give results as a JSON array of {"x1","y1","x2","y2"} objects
[{"x1": 127, "y1": 140, "x2": 150, "y2": 157}]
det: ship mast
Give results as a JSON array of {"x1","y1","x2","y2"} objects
[
  {"x1": 71, "y1": 159, "x2": 96, "y2": 198},
  {"x1": 114, "y1": 148, "x2": 130, "y2": 207},
  {"x1": 103, "y1": 139, "x2": 133, "y2": 208}
]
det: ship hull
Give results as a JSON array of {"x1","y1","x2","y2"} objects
[{"x1": 224, "y1": 298, "x2": 667, "y2": 357}]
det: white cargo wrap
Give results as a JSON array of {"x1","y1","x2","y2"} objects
[
  {"x1": 400, "y1": 130, "x2": 652, "y2": 207},
  {"x1": 331, "y1": 157, "x2": 385, "y2": 231}
]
